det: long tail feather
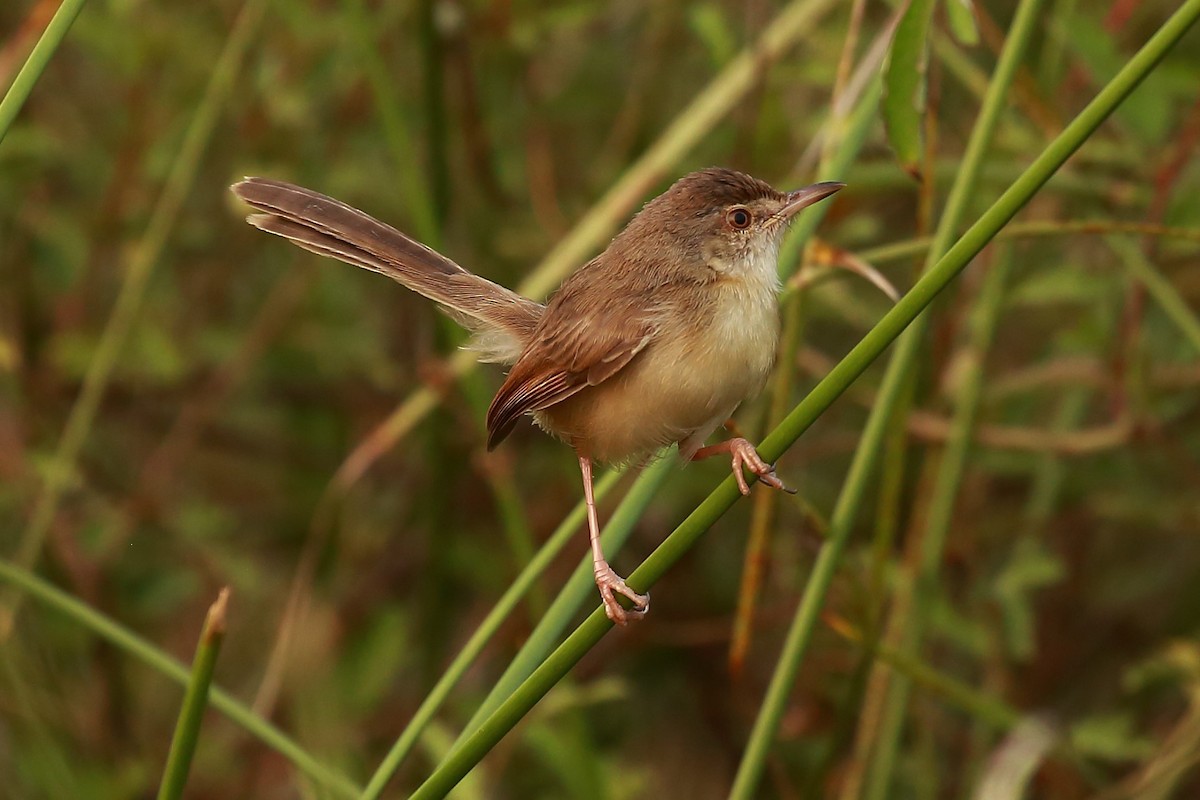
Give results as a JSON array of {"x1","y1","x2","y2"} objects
[{"x1": 232, "y1": 177, "x2": 542, "y2": 363}]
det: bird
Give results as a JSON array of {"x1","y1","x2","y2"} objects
[{"x1": 231, "y1": 168, "x2": 843, "y2": 624}]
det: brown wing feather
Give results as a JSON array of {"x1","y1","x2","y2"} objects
[
  {"x1": 485, "y1": 321, "x2": 655, "y2": 450},
  {"x1": 482, "y1": 213, "x2": 693, "y2": 449}
]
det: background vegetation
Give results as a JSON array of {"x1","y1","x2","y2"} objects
[{"x1": 3, "y1": 0, "x2": 1200, "y2": 797}]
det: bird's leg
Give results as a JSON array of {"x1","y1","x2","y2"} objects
[
  {"x1": 691, "y1": 438, "x2": 796, "y2": 496},
  {"x1": 578, "y1": 454, "x2": 649, "y2": 625}
]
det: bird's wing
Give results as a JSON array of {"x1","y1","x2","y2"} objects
[{"x1": 484, "y1": 294, "x2": 658, "y2": 450}]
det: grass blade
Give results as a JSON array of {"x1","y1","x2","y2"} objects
[
  {"x1": 2, "y1": 0, "x2": 270, "y2": 638},
  {"x1": 0, "y1": 560, "x2": 360, "y2": 798},
  {"x1": 883, "y1": 0, "x2": 937, "y2": 177},
  {"x1": 156, "y1": 589, "x2": 230, "y2": 800},
  {"x1": 0, "y1": 0, "x2": 88, "y2": 145},
  {"x1": 357, "y1": 470, "x2": 621, "y2": 798}
]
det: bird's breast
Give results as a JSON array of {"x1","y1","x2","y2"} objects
[
  {"x1": 683, "y1": 270, "x2": 781, "y2": 402},
  {"x1": 534, "y1": 271, "x2": 780, "y2": 464}
]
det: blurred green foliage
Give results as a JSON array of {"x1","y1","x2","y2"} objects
[{"x1": 3, "y1": 0, "x2": 1200, "y2": 797}]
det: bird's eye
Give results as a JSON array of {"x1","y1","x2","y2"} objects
[{"x1": 727, "y1": 207, "x2": 752, "y2": 229}]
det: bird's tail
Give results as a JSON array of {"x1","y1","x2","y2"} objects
[{"x1": 231, "y1": 177, "x2": 542, "y2": 363}]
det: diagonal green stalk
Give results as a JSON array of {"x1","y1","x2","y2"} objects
[
  {"x1": 2, "y1": 0, "x2": 269, "y2": 639},
  {"x1": 739, "y1": 0, "x2": 1043, "y2": 792},
  {"x1": 407, "y1": 3, "x2": 1200, "y2": 795},
  {"x1": 156, "y1": 589, "x2": 230, "y2": 800},
  {"x1": 733, "y1": 60, "x2": 885, "y2": 673},
  {"x1": 844, "y1": 0, "x2": 1048, "y2": 793},
  {"x1": 0, "y1": 0, "x2": 89, "y2": 145},
  {"x1": 861, "y1": 250, "x2": 1013, "y2": 800},
  {"x1": 447, "y1": 459, "x2": 673, "y2": 751},
  {"x1": 0, "y1": 560, "x2": 359, "y2": 798},
  {"x1": 442, "y1": 59, "x2": 882, "y2": 789},
  {"x1": 357, "y1": 469, "x2": 621, "y2": 798}
]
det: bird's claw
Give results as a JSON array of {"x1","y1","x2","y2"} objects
[
  {"x1": 594, "y1": 562, "x2": 649, "y2": 625},
  {"x1": 729, "y1": 438, "x2": 797, "y2": 496}
]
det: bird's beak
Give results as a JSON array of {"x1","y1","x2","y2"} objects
[{"x1": 780, "y1": 181, "x2": 846, "y2": 219}]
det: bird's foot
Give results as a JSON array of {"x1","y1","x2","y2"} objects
[
  {"x1": 726, "y1": 437, "x2": 796, "y2": 496},
  {"x1": 594, "y1": 561, "x2": 649, "y2": 625}
]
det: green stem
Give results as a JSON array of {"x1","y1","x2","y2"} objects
[
  {"x1": 156, "y1": 590, "x2": 230, "y2": 800},
  {"x1": 449, "y1": 459, "x2": 673, "y2": 751},
  {"x1": 357, "y1": 471, "x2": 621, "y2": 799},
  {"x1": 0, "y1": 0, "x2": 89, "y2": 145},
  {"x1": 407, "y1": 2, "x2": 1200, "y2": 795},
  {"x1": 0, "y1": 560, "x2": 359, "y2": 798},
  {"x1": 863, "y1": 251, "x2": 1013, "y2": 800},
  {"x1": 3, "y1": 0, "x2": 270, "y2": 638},
  {"x1": 855, "y1": 0, "x2": 1048, "y2": 792},
  {"x1": 1110, "y1": 236, "x2": 1200, "y2": 354}
]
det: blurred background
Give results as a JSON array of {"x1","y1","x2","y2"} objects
[{"x1": 3, "y1": 0, "x2": 1200, "y2": 797}]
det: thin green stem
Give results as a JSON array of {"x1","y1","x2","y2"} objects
[
  {"x1": 742, "y1": 0, "x2": 1045, "y2": 791},
  {"x1": 406, "y1": 2, "x2": 1200, "y2": 795},
  {"x1": 2, "y1": 0, "x2": 269, "y2": 638},
  {"x1": 0, "y1": 0, "x2": 89, "y2": 145},
  {"x1": 156, "y1": 590, "x2": 230, "y2": 800},
  {"x1": 342, "y1": 0, "x2": 440, "y2": 245},
  {"x1": 855, "y1": 220, "x2": 1200, "y2": 267},
  {"x1": 449, "y1": 459, "x2": 673, "y2": 751},
  {"x1": 1110, "y1": 236, "x2": 1200, "y2": 354},
  {"x1": 357, "y1": 470, "x2": 621, "y2": 798},
  {"x1": 0, "y1": 560, "x2": 359, "y2": 798},
  {"x1": 863, "y1": 251, "x2": 1013, "y2": 800}
]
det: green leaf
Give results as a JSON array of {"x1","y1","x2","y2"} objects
[
  {"x1": 883, "y1": 0, "x2": 938, "y2": 178},
  {"x1": 1007, "y1": 263, "x2": 1116, "y2": 306},
  {"x1": 336, "y1": 606, "x2": 413, "y2": 714},
  {"x1": 993, "y1": 536, "x2": 1066, "y2": 661},
  {"x1": 1069, "y1": 713, "x2": 1155, "y2": 761},
  {"x1": 944, "y1": 0, "x2": 979, "y2": 46},
  {"x1": 689, "y1": 3, "x2": 738, "y2": 66}
]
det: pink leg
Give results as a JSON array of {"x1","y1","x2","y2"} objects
[
  {"x1": 691, "y1": 438, "x2": 796, "y2": 497},
  {"x1": 579, "y1": 454, "x2": 649, "y2": 625}
]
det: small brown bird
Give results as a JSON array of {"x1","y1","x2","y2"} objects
[{"x1": 232, "y1": 169, "x2": 843, "y2": 624}]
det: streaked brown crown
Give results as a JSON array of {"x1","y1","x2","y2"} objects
[{"x1": 664, "y1": 168, "x2": 783, "y2": 213}]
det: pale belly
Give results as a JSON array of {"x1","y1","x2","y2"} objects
[{"x1": 535, "y1": 281, "x2": 780, "y2": 464}]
